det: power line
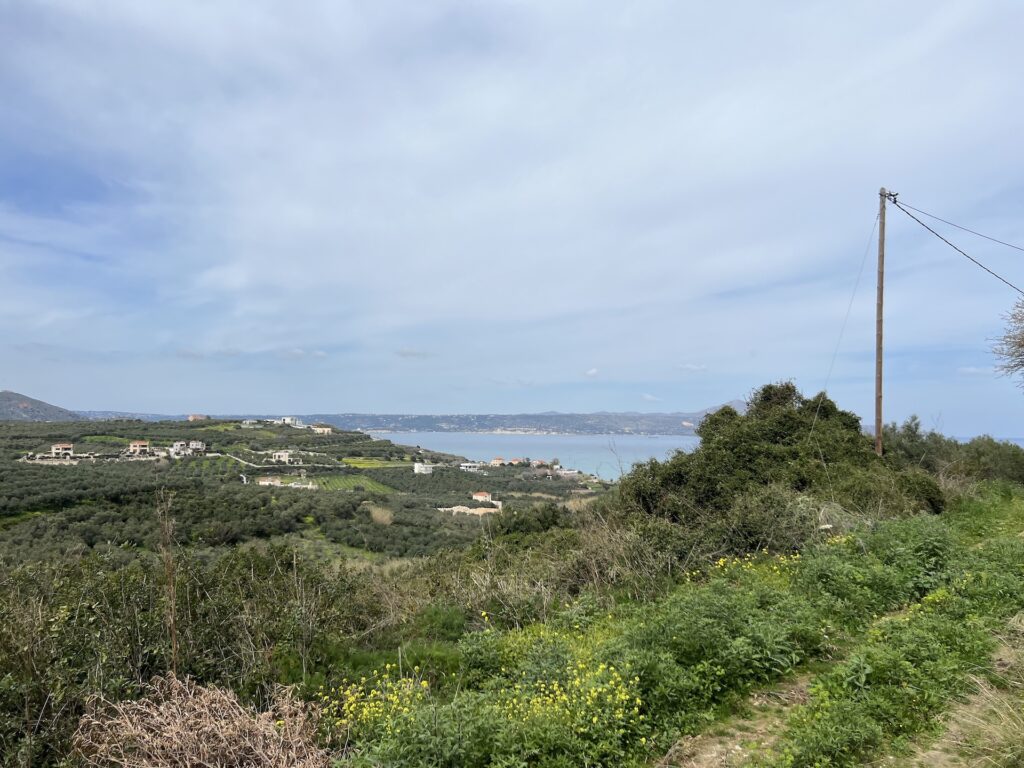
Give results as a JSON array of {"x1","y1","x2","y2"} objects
[
  {"x1": 890, "y1": 198, "x2": 1024, "y2": 296},
  {"x1": 895, "y1": 200, "x2": 1024, "y2": 254},
  {"x1": 805, "y1": 212, "x2": 879, "y2": 444}
]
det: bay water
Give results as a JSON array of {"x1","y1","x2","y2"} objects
[{"x1": 372, "y1": 431, "x2": 700, "y2": 480}]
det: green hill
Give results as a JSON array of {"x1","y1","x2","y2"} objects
[{"x1": 0, "y1": 390, "x2": 78, "y2": 421}]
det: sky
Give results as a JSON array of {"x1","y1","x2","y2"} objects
[{"x1": 2, "y1": 2, "x2": 1024, "y2": 435}]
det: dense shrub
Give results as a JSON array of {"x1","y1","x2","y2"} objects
[{"x1": 616, "y1": 383, "x2": 946, "y2": 562}]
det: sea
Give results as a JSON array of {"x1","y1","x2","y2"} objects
[
  {"x1": 371, "y1": 431, "x2": 701, "y2": 480},
  {"x1": 372, "y1": 432, "x2": 1024, "y2": 481}
]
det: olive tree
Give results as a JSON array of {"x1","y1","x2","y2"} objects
[{"x1": 994, "y1": 298, "x2": 1024, "y2": 384}]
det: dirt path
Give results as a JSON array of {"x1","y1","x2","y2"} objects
[
  {"x1": 901, "y1": 612, "x2": 1024, "y2": 768},
  {"x1": 656, "y1": 676, "x2": 810, "y2": 768}
]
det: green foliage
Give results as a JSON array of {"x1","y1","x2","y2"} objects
[
  {"x1": 884, "y1": 415, "x2": 1024, "y2": 484},
  {"x1": 316, "y1": 511, "x2": 985, "y2": 767},
  {"x1": 616, "y1": 383, "x2": 945, "y2": 563}
]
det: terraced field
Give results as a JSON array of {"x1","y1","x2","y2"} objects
[
  {"x1": 315, "y1": 474, "x2": 396, "y2": 493},
  {"x1": 341, "y1": 457, "x2": 412, "y2": 468}
]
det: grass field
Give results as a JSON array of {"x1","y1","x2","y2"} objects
[
  {"x1": 79, "y1": 435, "x2": 130, "y2": 445},
  {"x1": 341, "y1": 457, "x2": 411, "y2": 469},
  {"x1": 316, "y1": 474, "x2": 396, "y2": 493}
]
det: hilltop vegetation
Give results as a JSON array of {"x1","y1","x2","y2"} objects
[
  {"x1": 0, "y1": 390, "x2": 78, "y2": 421},
  {"x1": 2, "y1": 383, "x2": 1024, "y2": 766}
]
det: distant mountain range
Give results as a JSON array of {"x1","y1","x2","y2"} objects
[
  {"x1": 304, "y1": 407, "x2": 745, "y2": 435},
  {"x1": 1, "y1": 390, "x2": 744, "y2": 435}
]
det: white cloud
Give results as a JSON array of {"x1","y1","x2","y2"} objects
[{"x1": 2, "y1": 2, "x2": 1024, "y2": 430}]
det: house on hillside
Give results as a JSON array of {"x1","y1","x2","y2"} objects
[
  {"x1": 127, "y1": 440, "x2": 151, "y2": 456},
  {"x1": 50, "y1": 443, "x2": 74, "y2": 458},
  {"x1": 311, "y1": 426, "x2": 332, "y2": 435},
  {"x1": 472, "y1": 491, "x2": 492, "y2": 503},
  {"x1": 272, "y1": 450, "x2": 300, "y2": 464},
  {"x1": 187, "y1": 414, "x2": 208, "y2": 422},
  {"x1": 413, "y1": 462, "x2": 435, "y2": 475},
  {"x1": 459, "y1": 462, "x2": 482, "y2": 473},
  {"x1": 189, "y1": 440, "x2": 206, "y2": 454},
  {"x1": 489, "y1": 458, "x2": 504, "y2": 467},
  {"x1": 256, "y1": 476, "x2": 282, "y2": 486},
  {"x1": 241, "y1": 419, "x2": 259, "y2": 429}
]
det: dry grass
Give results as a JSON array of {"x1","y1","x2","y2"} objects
[
  {"x1": 908, "y1": 612, "x2": 1024, "y2": 768},
  {"x1": 953, "y1": 612, "x2": 1024, "y2": 767},
  {"x1": 75, "y1": 675, "x2": 329, "y2": 768},
  {"x1": 367, "y1": 504, "x2": 393, "y2": 526}
]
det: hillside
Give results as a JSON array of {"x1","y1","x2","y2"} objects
[
  {"x1": 0, "y1": 418, "x2": 592, "y2": 563},
  {"x1": 0, "y1": 390, "x2": 78, "y2": 421}
]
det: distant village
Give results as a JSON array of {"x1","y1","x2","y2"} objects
[
  {"x1": 20, "y1": 415, "x2": 334, "y2": 467},
  {"x1": 20, "y1": 416, "x2": 593, "y2": 518}
]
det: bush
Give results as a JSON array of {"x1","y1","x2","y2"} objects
[
  {"x1": 615, "y1": 383, "x2": 944, "y2": 559},
  {"x1": 75, "y1": 675, "x2": 327, "y2": 768}
]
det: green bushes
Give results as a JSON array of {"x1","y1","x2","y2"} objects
[
  {"x1": 616, "y1": 383, "x2": 948, "y2": 565},
  {"x1": 761, "y1": 531, "x2": 1024, "y2": 767},
  {"x1": 884, "y1": 415, "x2": 1024, "y2": 484},
  {"x1": 319, "y1": 514, "x2": 972, "y2": 767}
]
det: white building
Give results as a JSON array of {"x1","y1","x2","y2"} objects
[
  {"x1": 311, "y1": 426, "x2": 332, "y2": 435},
  {"x1": 241, "y1": 419, "x2": 259, "y2": 429},
  {"x1": 472, "y1": 491, "x2": 492, "y2": 503},
  {"x1": 257, "y1": 476, "x2": 282, "y2": 486},
  {"x1": 189, "y1": 440, "x2": 206, "y2": 453},
  {"x1": 413, "y1": 462, "x2": 435, "y2": 475},
  {"x1": 51, "y1": 443, "x2": 74, "y2": 458},
  {"x1": 459, "y1": 462, "x2": 483, "y2": 473}
]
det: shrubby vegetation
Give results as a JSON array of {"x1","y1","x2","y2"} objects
[{"x1": 3, "y1": 383, "x2": 1024, "y2": 765}]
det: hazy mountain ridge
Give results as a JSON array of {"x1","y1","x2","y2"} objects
[
  {"x1": 307, "y1": 403, "x2": 746, "y2": 435},
  {"x1": 8, "y1": 391, "x2": 746, "y2": 434}
]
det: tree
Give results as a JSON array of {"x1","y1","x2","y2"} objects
[{"x1": 994, "y1": 298, "x2": 1024, "y2": 384}]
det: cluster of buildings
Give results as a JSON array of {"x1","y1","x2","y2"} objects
[
  {"x1": 27, "y1": 438, "x2": 207, "y2": 464},
  {"x1": 488, "y1": 457, "x2": 555, "y2": 468},
  {"x1": 241, "y1": 417, "x2": 332, "y2": 435}
]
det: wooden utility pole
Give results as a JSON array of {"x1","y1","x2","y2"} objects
[{"x1": 875, "y1": 188, "x2": 887, "y2": 456}]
